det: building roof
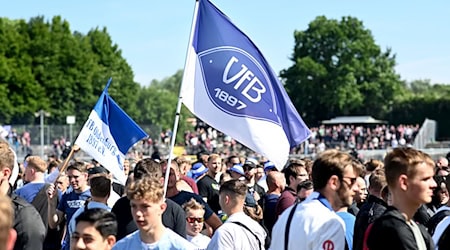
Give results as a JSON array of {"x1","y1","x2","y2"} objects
[{"x1": 321, "y1": 116, "x2": 387, "y2": 125}]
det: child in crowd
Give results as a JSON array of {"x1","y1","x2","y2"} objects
[{"x1": 182, "y1": 198, "x2": 211, "y2": 249}]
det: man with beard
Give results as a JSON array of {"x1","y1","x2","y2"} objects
[
  {"x1": 270, "y1": 149, "x2": 361, "y2": 250},
  {"x1": 365, "y1": 148, "x2": 437, "y2": 249},
  {"x1": 197, "y1": 154, "x2": 222, "y2": 214}
]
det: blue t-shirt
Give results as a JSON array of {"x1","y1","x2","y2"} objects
[
  {"x1": 58, "y1": 188, "x2": 91, "y2": 250},
  {"x1": 337, "y1": 211, "x2": 356, "y2": 250},
  {"x1": 113, "y1": 228, "x2": 196, "y2": 250},
  {"x1": 15, "y1": 182, "x2": 47, "y2": 203},
  {"x1": 264, "y1": 193, "x2": 280, "y2": 233},
  {"x1": 57, "y1": 188, "x2": 91, "y2": 222},
  {"x1": 15, "y1": 182, "x2": 62, "y2": 203}
]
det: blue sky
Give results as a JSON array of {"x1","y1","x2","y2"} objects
[{"x1": 2, "y1": 1, "x2": 449, "y2": 86}]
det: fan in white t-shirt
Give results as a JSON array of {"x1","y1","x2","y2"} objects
[{"x1": 182, "y1": 198, "x2": 211, "y2": 250}]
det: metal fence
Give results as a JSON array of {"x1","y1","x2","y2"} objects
[{"x1": 6, "y1": 124, "x2": 162, "y2": 145}]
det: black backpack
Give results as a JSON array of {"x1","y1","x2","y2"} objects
[{"x1": 426, "y1": 209, "x2": 450, "y2": 235}]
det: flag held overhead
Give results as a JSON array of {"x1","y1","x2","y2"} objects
[
  {"x1": 181, "y1": 0, "x2": 311, "y2": 170},
  {"x1": 75, "y1": 78, "x2": 147, "y2": 184}
]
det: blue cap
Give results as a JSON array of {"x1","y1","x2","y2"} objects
[
  {"x1": 229, "y1": 164, "x2": 245, "y2": 176},
  {"x1": 190, "y1": 162, "x2": 208, "y2": 180},
  {"x1": 263, "y1": 161, "x2": 276, "y2": 172}
]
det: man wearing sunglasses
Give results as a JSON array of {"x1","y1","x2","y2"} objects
[{"x1": 270, "y1": 149, "x2": 361, "y2": 250}]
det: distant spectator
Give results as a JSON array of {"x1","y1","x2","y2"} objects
[
  {"x1": 296, "y1": 180, "x2": 313, "y2": 202},
  {"x1": 275, "y1": 160, "x2": 309, "y2": 216}
]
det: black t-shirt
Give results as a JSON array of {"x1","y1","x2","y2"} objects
[
  {"x1": 197, "y1": 175, "x2": 221, "y2": 213},
  {"x1": 168, "y1": 191, "x2": 214, "y2": 220},
  {"x1": 111, "y1": 196, "x2": 186, "y2": 240},
  {"x1": 112, "y1": 182, "x2": 125, "y2": 197}
]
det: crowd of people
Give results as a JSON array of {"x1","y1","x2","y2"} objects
[
  {"x1": 182, "y1": 123, "x2": 421, "y2": 158},
  {"x1": 3, "y1": 135, "x2": 450, "y2": 250}
]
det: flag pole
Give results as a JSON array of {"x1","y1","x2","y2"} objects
[
  {"x1": 53, "y1": 146, "x2": 76, "y2": 185},
  {"x1": 163, "y1": 0, "x2": 200, "y2": 197}
]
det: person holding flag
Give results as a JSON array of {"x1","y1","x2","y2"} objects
[{"x1": 74, "y1": 78, "x2": 148, "y2": 185}]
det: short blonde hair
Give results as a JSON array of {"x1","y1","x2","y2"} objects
[
  {"x1": 127, "y1": 176, "x2": 164, "y2": 203},
  {"x1": 384, "y1": 147, "x2": 434, "y2": 188},
  {"x1": 182, "y1": 198, "x2": 205, "y2": 213},
  {"x1": 26, "y1": 156, "x2": 47, "y2": 173},
  {"x1": 207, "y1": 154, "x2": 221, "y2": 162},
  {"x1": 0, "y1": 195, "x2": 14, "y2": 247},
  {"x1": 0, "y1": 142, "x2": 14, "y2": 171}
]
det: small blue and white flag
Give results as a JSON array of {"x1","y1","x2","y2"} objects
[
  {"x1": 75, "y1": 79, "x2": 147, "y2": 184},
  {"x1": 181, "y1": 0, "x2": 311, "y2": 170}
]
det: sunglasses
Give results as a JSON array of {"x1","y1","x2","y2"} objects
[
  {"x1": 186, "y1": 217, "x2": 204, "y2": 223},
  {"x1": 342, "y1": 176, "x2": 357, "y2": 186}
]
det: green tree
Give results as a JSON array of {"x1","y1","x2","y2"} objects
[
  {"x1": 282, "y1": 16, "x2": 406, "y2": 125},
  {"x1": 137, "y1": 70, "x2": 193, "y2": 143},
  {"x1": 0, "y1": 16, "x2": 140, "y2": 126},
  {"x1": 0, "y1": 17, "x2": 48, "y2": 124}
]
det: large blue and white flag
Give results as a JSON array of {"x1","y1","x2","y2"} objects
[
  {"x1": 75, "y1": 79, "x2": 147, "y2": 184},
  {"x1": 181, "y1": 0, "x2": 311, "y2": 170}
]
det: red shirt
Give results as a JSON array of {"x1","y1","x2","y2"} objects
[{"x1": 181, "y1": 175, "x2": 199, "y2": 194}]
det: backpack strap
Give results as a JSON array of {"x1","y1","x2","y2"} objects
[
  {"x1": 230, "y1": 221, "x2": 263, "y2": 250},
  {"x1": 363, "y1": 223, "x2": 374, "y2": 250},
  {"x1": 31, "y1": 183, "x2": 51, "y2": 207},
  {"x1": 31, "y1": 183, "x2": 52, "y2": 227},
  {"x1": 284, "y1": 202, "x2": 299, "y2": 250},
  {"x1": 427, "y1": 209, "x2": 450, "y2": 235}
]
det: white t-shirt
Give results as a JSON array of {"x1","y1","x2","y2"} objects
[
  {"x1": 270, "y1": 192, "x2": 346, "y2": 250},
  {"x1": 187, "y1": 233, "x2": 211, "y2": 250},
  {"x1": 207, "y1": 212, "x2": 266, "y2": 250}
]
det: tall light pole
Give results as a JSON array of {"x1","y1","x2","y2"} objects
[
  {"x1": 34, "y1": 110, "x2": 50, "y2": 158},
  {"x1": 66, "y1": 115, "x2": 76, "y2": 143}
]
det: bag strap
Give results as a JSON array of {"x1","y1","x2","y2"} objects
[
  {"x1": 31, "y1": 183, "x2": 51, "y2": 207},
  {"x1": 31, "y1": 183, "x2": 50, "y2": 206},
  {"x1": 284, "y1": 202, "x2": 299, "y2": 250},
  {"x1": 230, "y1": 221, "x2": 263, "y2": 250}
]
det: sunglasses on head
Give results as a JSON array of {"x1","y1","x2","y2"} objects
[{"x1": 186, "y1": 217, "x2": 204, "y2": 223}]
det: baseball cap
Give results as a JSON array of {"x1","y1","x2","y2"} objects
[
  {"x1": 263, "y1": 161, "x2": 276, "y2": 172},
  {"x1": 190, "y1": 162, "x2": 208, "y2": 180},
  {"x1": 229, "y1": 164, "x2": 245, "y2": 176},
  {"x1": 243, "y1": 158, "x2": 258, "y2": 169}
]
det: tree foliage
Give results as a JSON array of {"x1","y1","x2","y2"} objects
[
  {"x1": 5, "y1": 14, "x2": 450, "y2": 142},
  {"x1": 0, "y1": 16, "x2": 140, "y2": 126},
  {"x1": 282, "y1": 16, "x2": 407, "y2": 125},
  {"x1": 137, "y1": 70, "x2": 193, "y2": 143}
]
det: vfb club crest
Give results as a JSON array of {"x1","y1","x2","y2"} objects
[{"x1": 197, "y1": 46, "x2": 281, "y2": 125}]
